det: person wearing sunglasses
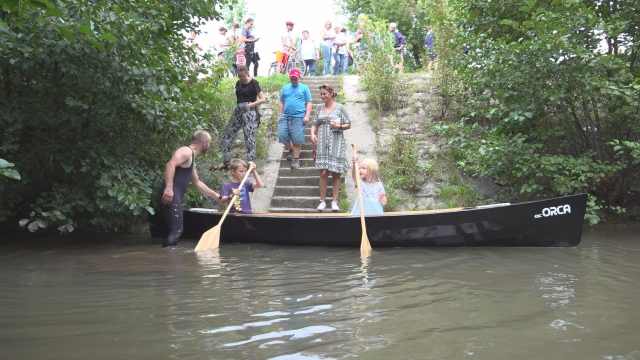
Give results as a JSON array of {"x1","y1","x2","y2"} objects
[{"x1": 310, "y1": 84, "x2": 351, "y2": 212}]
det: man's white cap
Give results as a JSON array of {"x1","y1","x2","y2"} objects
[{"x1": 390, "y1": 22, "x2": 397, "y2": 27}]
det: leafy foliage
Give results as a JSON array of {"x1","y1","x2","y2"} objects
[
  {"x1": 0, "y1": 0, "x2": 237, "y2": 232},
  {"x1": 377, "y1": 116, "x2": 431, "y2": 211},
  {"x1": 425, "y1": 0, "x2": 640, "y2": 221},
  {"x1": 339, "y1": 0, "x2": 430, "y2": 70},
  {"x1": 219, "y1": 0, "x2": 253, "y2": 29},
  {"x1": 0, "y1": 157, "x2": 19, "y2": 180},
  {"x1": 353, "y1": 16, "x2": 403, "y2": 113}
]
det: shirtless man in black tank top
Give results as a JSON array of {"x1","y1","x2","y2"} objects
[{"x1": 157, "y1": 130, "x2": 223, "y2": 247}]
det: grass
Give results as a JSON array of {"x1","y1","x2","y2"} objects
[
  {"x1": 338, "y1": 186, "x2": 350, "y2": 213},
  {"x1": 435, "y1": 183, "x2": 480, "y2": 209}
]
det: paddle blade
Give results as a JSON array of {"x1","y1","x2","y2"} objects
[
  {"x1": 194, "y1": 225, "x2": 221, "y2": 251},
  {"x1": 360, "y1": 234, "x2": 372, "y2": 253}
]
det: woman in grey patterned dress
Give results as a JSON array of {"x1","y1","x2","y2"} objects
[{"x1": 310, "y1": 84, "x2": 351, "y2": 212}]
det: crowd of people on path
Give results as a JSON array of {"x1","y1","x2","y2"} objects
[{"x1": 186, "y1": 14, "x2": 441, "y2": 77}]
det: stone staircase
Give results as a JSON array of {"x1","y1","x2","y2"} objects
[{"x1": 269, "y1": 76, "x2": 344, "y2": 213}]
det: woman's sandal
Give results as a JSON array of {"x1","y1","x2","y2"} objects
[{"x1": 215, "y1": 162, "x2": 230, "y2": 171}]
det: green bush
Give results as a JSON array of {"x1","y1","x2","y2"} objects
[
  {"x1": 356, "y1": 17, "x2": 403, "y2": 114},
  {"x1": 0, "y1": 0, "x2": 238, "y2": 233},
  {"x1": 421, "y1": 0, "x2": 640, "y2": 222}
]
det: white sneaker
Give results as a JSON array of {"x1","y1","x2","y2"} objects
[
  {"x1": 331, "y1": 201, "x2": 339, "y2": 212},
  {"x1": 317, "y1": 201, "x2": 326, "y2": 211}
]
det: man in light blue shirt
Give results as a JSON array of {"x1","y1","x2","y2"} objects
[{"x1": 278, "y1": 68, "x2": 312, "y2": 169}]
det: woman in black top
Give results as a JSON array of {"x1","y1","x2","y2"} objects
[{"x1": 219, "y1": 64, "x2": 266, "y2": 169}]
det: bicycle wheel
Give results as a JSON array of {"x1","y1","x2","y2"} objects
[
  {"x1": 284, "y1": 59, "x2": 293, "y2": 75},
  {"x1": 268, "y1": 63, "x2": 277, "y2": 76},
  {"x1": 295, "y1": 60, "x2": 305, "y2": 76}
]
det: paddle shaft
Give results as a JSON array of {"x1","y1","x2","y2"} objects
[
  {"x1": 351, "y1": 143, "x2": 372, "y2": 252},
  {"x1": 194, "y1": 163, "x2": 255, "y2": 251}
]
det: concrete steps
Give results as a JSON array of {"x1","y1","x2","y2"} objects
[
  {"x1": 301, "y1": 77, "x2": 342, "y2": 106},
  {"x1": 270, "y1": 196, "x2": 345, "y2": 211},
  {"x1": 276, "y1": 167, "x2": 319, "y2": 177},
  {"x1": 270, "y1": 196, "x2": 323, "y2": 208},
  {"x1": 269, "y1": 207, "x2": 340, "y2": 214},
  {"x1": 268, "y1": 77, "x2": 347, "y2": 213},
  {"x1": 273, "y1": 185, "x2": 335, "y2": 197},
  {"x1": 277, "y1": 176, "x2": 323, "y2": 186}
]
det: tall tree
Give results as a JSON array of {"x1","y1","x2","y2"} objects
[
  {"x1": 0, "y1": 0, "x2": 231, "y2": 232},
  {"x1": 220, "y1": 0, "x2": 254, "y2": 28}
]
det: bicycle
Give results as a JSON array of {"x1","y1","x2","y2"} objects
[{"x1": 268, "y1": 47, "x2": 304, "y2": 76}]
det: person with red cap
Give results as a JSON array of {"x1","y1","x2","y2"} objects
[
  {"x1": 277, "y1": 21, "x2": 296, "y2": 74},
  {"x1": 278, "y1": 68, "x2": 312, "y2": 169}
]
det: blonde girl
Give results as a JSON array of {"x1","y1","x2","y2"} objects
[{"x1": 350, "y1": 157, "x2": 387, "y2": 215}]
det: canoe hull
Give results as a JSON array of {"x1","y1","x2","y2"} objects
[{"x1": 149, "y1": 194, "x2": 588, "y2": 247}]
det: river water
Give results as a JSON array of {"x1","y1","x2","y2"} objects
[{"x1": 1, "y1": 226, "x2": 639, "y2": 359}]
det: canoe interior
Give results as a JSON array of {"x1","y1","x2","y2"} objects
[{"x1": 149, "y1": 194, "x2": 588, "y2": 248}]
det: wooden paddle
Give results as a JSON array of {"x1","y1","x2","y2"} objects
[
  {"x1": 194, "y1": 162, "x2": 255, "y2": 251},
  {"x1": 351, "y1": 143, "x2": 372, "y2": 253}
]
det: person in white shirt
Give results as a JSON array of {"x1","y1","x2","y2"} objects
[
  {"x1": 278, "y1": 21, "x2": 296, "y2": 74},
  {"x1": 332, "y1": 25, "x2": 347, "y2": 75},
  {"x1": 339, "y1": 28, "x2": 352, "y2": 74},
  {"x1": 217, "y1": 27, "x2": 230, "y2": 54},
  {"x1": 320, "y1": 21, "x2": 336, "y2": 76},
  {"x1": 296, "y1": 30, "x2": 319, "y2": 76},
  {"x1": 232, "y1": 22, "x2": 241, "y2": 41}
]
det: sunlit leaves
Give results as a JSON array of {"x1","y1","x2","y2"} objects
[
  {"x1": 99, "y1": 33, "x2": 116, "y2": 41},
  {"x1": 0, "y1": 0, "x2": 19, "y2": 11},
  {"x1": 45, "y1": 7, "x2": 62, "y2": 17},
  {"x1": 0, "y1": 158, "x2": 20, "y2": 180},
  {"x1": 78, "y1": 24, "x2": 94, "y2": 36},
  {"x1": 26, "y1": 0, "x2": 51, "y2": 9},
  {"x1": 56, "y1": 25, "x2": 76, "y2": 41},
  {"x1": 0, "y1": 21, "x2": 9, "y2": 34},
  {"x1": 87, "y1": 37, "x2": 105, "y2": 52}
]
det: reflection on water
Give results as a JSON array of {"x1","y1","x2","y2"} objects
[
  {"x1": 0, "y1": 226, "x2": 639, "y2": 359},
  {"x1": 536, "y1": 272, "x2": 577, "y2": 309}
]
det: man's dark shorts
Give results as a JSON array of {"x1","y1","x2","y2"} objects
[
  {"x1": 428, "y1": 48, "x2": 438, "y2": 61},
  {"x1": 394, "y1": 48, "x2": 404, "y2": 63}
]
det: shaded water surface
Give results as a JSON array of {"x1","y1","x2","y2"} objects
[{"x1": 1, "y1": 226, "x2": 639, "y2": 359}]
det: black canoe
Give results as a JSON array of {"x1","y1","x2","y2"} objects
[{"x1": 149, "y1": 193, "x2": 588, "y2": 247}]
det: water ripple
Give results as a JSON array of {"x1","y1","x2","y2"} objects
[{"x1": 0, "y1": 229, "x2": 639, "y2": 359}]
